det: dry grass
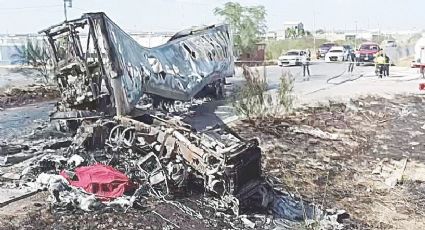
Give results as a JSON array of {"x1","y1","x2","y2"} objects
[{"x1": 233, "y1": 65, "x2": 295, "y2": 120}]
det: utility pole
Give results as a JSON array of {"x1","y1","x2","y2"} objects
[
  {"x1": 63, "y1": 0, "x2": 72, "y2": 21},
  {"x1": 355, "y1": 21, "x2": 358, "y2": 49},
  {"x1": 313, "y1": 11, "x2": 316, "y2": 56}
]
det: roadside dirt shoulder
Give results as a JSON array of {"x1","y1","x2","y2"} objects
[{"x1": 232, "y1": 95, "x2": 425, "y2": 229}]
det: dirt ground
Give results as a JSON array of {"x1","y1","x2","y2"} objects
[
  {"x1": 0, "y1": 85, "x2": 59, "y2": 109},
  {"x1": 0, "y1": 192, "x2": 232, "y2": 230},
  {"x1": 231, "y1": 94, "x2": 425, "y2": 229}
]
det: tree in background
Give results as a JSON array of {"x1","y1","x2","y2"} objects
[
  {"x1": 298, "y1": 28, "x2": 306, "y2": 37},
  {"x1": 12, "y1": 40, "x2": 51, "y2": 83},
  {"x1": 214, "y1": 2, "x2": 267, "y2": 55},
  {"x1": 285, "y1": 28, "x2": 299, "y2": 39},
  {"x1": 285, "y1": 28, "x2": 308, "y2": 39}
]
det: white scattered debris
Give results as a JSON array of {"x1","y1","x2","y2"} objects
[
  {"x1": 409, "y1": 142, "x2": 420, "y2": 146},
  {"x1": 67, "y1": 154, "x2": 85, "y2": 167},
  {"x1": 372, "y1": 158, "x2": 408, "y2": 188},
  {"x1": 290, "y1": 126, "x2": 340, "y2": 141},
  {"x1": 241, "y1": 216, "x2": 256, "y2": 228},
  {"x1": 1, "y1": 172, "x2": 21, "y2": 180},
  {"x1": 79, "y1": 194, "x2": 102, "y2": 212}
]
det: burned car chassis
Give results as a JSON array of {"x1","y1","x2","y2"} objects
[{"x1": 40, "y1": 12, "x2": 266, "y2": 215}]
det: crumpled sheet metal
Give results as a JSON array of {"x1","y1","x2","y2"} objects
[
  {"x1": 101, "y1": 12, "x2": 234, "y2": 104},
  {"x1": 41, "y1": 12, "x2": 234, "y2": 116}
]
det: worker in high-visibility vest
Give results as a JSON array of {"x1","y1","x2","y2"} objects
[{"x1": 375, "y1": 53, "x2": 386, "y2": 78}]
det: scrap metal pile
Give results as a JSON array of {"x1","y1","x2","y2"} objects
[{"x1": 61, "y1": 114, "x2": 265, "y2": 215}]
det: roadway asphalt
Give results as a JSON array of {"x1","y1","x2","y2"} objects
[
  {"x1": 187, "y1": 61, "x2": 378, "y2": 130},
  {"x1": 0, "y1": 62, "x2": 423, "y2": 136},
  {"x1": 192, "y1": 61, "x2": 424, "y2": 130},
  {"x1": 231, "y1": 61, "x2": 422, "y2": 104}
]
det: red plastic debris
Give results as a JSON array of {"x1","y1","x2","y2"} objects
[
  {"x1": 420, "y1": 83, "x2": 425, "y2": 91},
  {"x1": 61, "y1": 164, "x2": 134, "y2": 200}
]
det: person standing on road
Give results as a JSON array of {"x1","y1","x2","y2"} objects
[
  {"x1": 347, "y1": 50, "x2": 356, "y2": 74},
  {"x1": 375, "y1": 53, "x2": 386, "y2": 78},
  {"x1": 301, "y1": 50, "x2": 311, "y2": 80},
  {"x1": 384, "y1": 53, "x2": 390, "y2": 77}
]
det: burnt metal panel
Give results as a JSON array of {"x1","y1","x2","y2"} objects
[{"x1": 41, "y1": 12, "x2": 234, "y2": 116}]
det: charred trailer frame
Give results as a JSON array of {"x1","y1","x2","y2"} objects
[{"x1": 40, "y1": 12, "x2": 235, "y2": 117}]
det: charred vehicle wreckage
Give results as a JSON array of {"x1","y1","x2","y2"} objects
[
  {"x1": 16, "y1": 12, "x2": 346, "y2": 228},
  {"x1": 42, "y1": 12, "x2": 234, "y2": 119},
  {"x1": 38, "y1": 12, "x2": 267, "y2": 214}
]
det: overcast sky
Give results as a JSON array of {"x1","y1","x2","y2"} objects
[{"x1": 0, "y1": 0, "x2": 422, "y2": 34}]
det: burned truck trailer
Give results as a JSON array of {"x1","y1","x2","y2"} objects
[
  {"x1": 40, "y1": 13, "x2": 265, "y2": 215},
  {"x1": 41, "y1": 12, "x2": 234, "y2": 116}
]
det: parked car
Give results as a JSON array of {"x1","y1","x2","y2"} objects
[
  {"x1": 278, "y1": 50, "x2": 306, "y2": 66},
  {"x1": 355, "y1": 42, "x2": 380, "y2": 64},
  {"x1": 317, "y1": 43, "x2": 336, "y2": 59},
  {"x1": 412, "y1": 36, "x2": 425, "y2": 68},
  {"x1": 325, "y1": 46, "x2": 345, "y2": 62},
  {"x1": 382, "y1": 39, "x2": 397, "y2": 48}
]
